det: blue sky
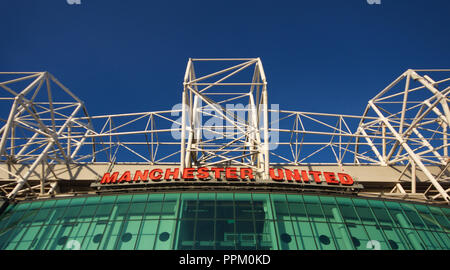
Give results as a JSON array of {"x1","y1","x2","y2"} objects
[{"x1": 1, "y1": 0, "x2": 450, "y2": 116}]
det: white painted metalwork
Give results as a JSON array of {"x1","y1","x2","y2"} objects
[{"x1": 0, "y1": 61, "x2": 449, "y2": 203}]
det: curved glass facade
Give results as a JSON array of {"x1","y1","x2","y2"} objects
[{"x1": 0, "y1": 192, "x2": 449, "y2": 250}]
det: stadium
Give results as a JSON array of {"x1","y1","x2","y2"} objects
[{"x1": 0, "y1": 58, "x2": 449, "y2": 250}]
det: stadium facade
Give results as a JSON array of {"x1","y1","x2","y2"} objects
[{"x1": 0, "y1": 59, "x2": 449, "y2": 250}]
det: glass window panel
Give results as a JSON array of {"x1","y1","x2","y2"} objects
[
  {"x1": 32, "y1": 225, "x2": 58, "y2": 250},
  {"x1": 434, "y1": 232, "x2": 450, "y2": 249},
  {"x1": 272, "y1": 194, "x2": 290, "y2": 220},
  {"x1": 46, "y1": 224, "x2": 76, "y2": 250},
  {"x1": 216, "y1": 200, "x2": 234, "y2": 220},
  {"x1": 347, "y1": 224, "x2": 369, "y2": 250},
  {"x1": 352, "y1": 199, "x2": 377, "y2": 225},
  {"x1": 136, "y1": 234, "x2": 156, "y2": 250},
  {"x1": 100, "y1": 221, "x2": 122, "y2": 250},
  {"x1": 328, "y1": 222, "x2": 353, "y2": 250},
  {"x1": 276, "y1": 220, "x2": 297, "y2": 250},
  {"x1": 140, "y1": 219, "x2": 159, "y2": 235},
  {"x1": 397, "y1": 227, "x2": 425, "y2": 250},
  {"x1": 198, "y1": 193, "x2": 215, "y2": 200},
  {"x1": 335, "y1": 197, "x2": 360, "y2": 224},
  {"x1": 382, "y1": 226, "x2": 410, "y2": 250},
  {"x1": 235, "y1": 200, "x2": 253, "y2": 220},
  {"x1": 127, "y1": 202, "x2": 146, "y2": 220},
  {"x1": 113, "y1": 204, "x2": 131, "y2": 221},
  {"x1": 84, "y1": 196, "x2": 100, "y2": 204},
  {"x1": 155, "y1": 219, "x2": 175, "y2": 250},
  {"x1": 384, "y1": 201, "x2": 413, "y2": 229},
  {"x1": 363, "y1": 225, "x2": 390, "y2": 250},
  {"x1": 69, "y1": 197, "x2": 86, "y2": 207},
  {"x1": 77, "y1": 205, "x2": 97, "y2": 223},
  {"x1": 180, "y1": 200, "x2": 198, "y2": 219},
  {"x1": 235, "y1": 193, "x2": 252, "y2": 201},
  {"x1": 196, "y1": 220, "x2": 214, "y2": 248},
  {"x1": 176, "y1": 219, "x2": 195, "y2": 249},
  {"x1": 132, "y1": 194, "x2": 148, "y2": 203},
  {"x1": 83, "y1": 221, "x2": 107, "y2": 250},
  {"x1": 181, "y1": 193, "x2": 198, "y2": 201},
  {"x1": 368, "y1": 200, "x2": 396, "y2": 227},
  {"x1": 252, "y1": 193, "x2": 273, "y2": 220},
  {"x1": 400, "y1": 203, "x2": 427, "y2": 229},
  {"x1": 291, "y1": 221, "x2": 316, "y2": 250},
  {"x1": 116, "y1": 220, "x2": 141, "y2": 250},
  {"x1": 414, "y1": 204, "x2": 441, "y2": 231},
  {"x1": 115, "y1": 195, "x2": 133, "y2": 203},
  {"x1": 303, "y1": 195, "x2": 325, "y2": 222},
  {"x1": 99, "y1": 196, "x2": 116, "y2": 204},
  {"x1": 54, "y1": 199, "x2": 70, "y2": 207},
  {"x1": 310, "y1": 222, "x2": 337, "y2": 250},
  {"x1": 161, "y1": 200, "x2": 177, "y2": 219},
  {"x1": 427, "y1": 206, "x2": 450, "y2": 232},
  {"x1": 255, "y1": 220, "x2": 277, "y2": 250},
  {"x1": 215, "y1": 219, "x2": 236, "y2": 250},
  {"x1": 415, "y1": 229, "x2": 441, "y2": 250},
  {"x1": 145, "y1": 202, "x2": 163, "y2": 218},
  {"x1": 319, "y1": 196, "x2": 340, "y2": 223},
  {"x1": 148, "y1": 194, "x2": 164, "y2": 202},
  {"x1": 197, "y1": 200, "x2": 215, "y2": 219},
  {"x1": 94, "y1": 204, "x2": 115, "y2": 221}
]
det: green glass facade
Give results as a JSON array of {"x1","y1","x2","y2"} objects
[{"x1": 0, "y1": 192, "x2": 449, "y2": 250}]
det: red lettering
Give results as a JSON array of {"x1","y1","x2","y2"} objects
[
  {"x1": 133, "y1": 170, "x2": 149, "y2": 182},
  {"x1": 269, "y1": 168, "x2": 284, "y2": 181},
  {"x1": 226, "y1": 167, "x2": 238, "y2": 180},
  {"x1": 164, "y1": 168, "x2": 180, "y2": 180},
  {"x1": 323, "y1": 172, "x2": 339, "y2": 184},
  {"x1": 210, "y1": 168, "x2": 224, "y2": 179},
  {"x1": 182, "y1": 168, "x2": 196, "y2": 180},
  {"x1": 338, "y1": 173, "x2": 354, "y2": 185},
  {"x1": 101, "y1": 172, "x2": 119, "y2": 184},
  {"x1": 301, "y1": 170, "x2": 309, "y2": 182},
  {"x1": 149, "y1": 169, "x2": 163, "y2": 181},
  {"x1": 309, "y1": 171, "x2": 322, "y2": 183},
  {"x1": 285, "y1": 169, "x2": 302, "y2": 183},
  {"x1": 118, "y1": 171, "x2": 132, "y2": 183},
  {"x1": 197, "y1": 167, "x2": 209, "y2": 179},
  {"x1": 240, "y1": 168, "x2": 255, "y2": 181}
]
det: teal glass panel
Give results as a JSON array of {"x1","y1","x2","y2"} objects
[
  {"x1": 32, "y1": 225, "x2": 58, "y2": 250},
  {"x1": 347, "y1": 224, "x2": 369, "y2": 250},
  {"x1": 310, "y1": 222, "x2": 337, "y2": 250},
  {"x1": 131, "y1": 193, "x2": 148, "y2": 203},
  {"x1": 414, "y1": 204, "x2": 442, "y2": 231},
  {"x1": 276, "y1": 220, "x2": 297, "y2": 250},
  {"x1": 155, "y1": 219, "x2": 175, "y2": 250},
  {"x1": 82, "y1": 221, "x2": 107, "y2": 250},
  {"x1": 352, "y1": 199, "x2": 377, "y2": 225},
  {"x1": 255, "y1": 220, "x2": 277, "y2": 250},
  {"x1": 415, "y1": 229, "x2": 441, "y2": 250},
  {"x1": 140, "y1": 219, "x2": 159, "y2": 235},
  {"x1": 328, "y1": 222, "x2": 353, "y2": 250},
  {"x1": 15, "y1": 226, "x2": 40, "y2": 250},
  {"x1": 136, "y1": 234, "x2": 156, "y2": 250},
  {"x1": 216, "y1": 194, "x2": 234, "y2": 220},
  {"x1": 363, "y1": 225, "x2": 391, "y2": 250},
  {"x1": 303, "y1": 195, "x2": 325, "y2": 222},
  {"x1": 434, "y1": 232, "x2": 450, "y2": 249},
  {"x1": 66, "y1": 222, "x2": 91, "y2": 250},
  {"x1": 99, "y1": 221, "x2": 122, "y2": 249},
  {"x1": 368, "y1": 200, "x2": 396, "y2": 227},
  {"x1": 215, "y1": 219, "x2": 236, "y2": 250},
  {"x1": 176, "y1": 219, "x2": 195, "y2": 249},
  {"x1": 127, "y1": 202, "x2": 146, "y2": 220},
  {"x1": 45, "y1": 223, "x2": 76, "y2": 250},
  {"x1": 335, "y1": 197, "x2": 360, "y2": 224},
  {"x1": 319, "y1": 196, "x2": 341, "y2": 223},
  {"x1": 252, "y1": 193, "x2": 273, "y2": 220},
  {"x1": 235, "y1": 194, "x2": 254, "y2": 220},
  {"x1": 116, "y1": 220, "x2": 141, "y2": 250},
  {"x1": 292, "y1": 221, "x2": 317, "y2": 250},
  {"x1": 427, "y1": 206, "x2": 450, "y2": 232},
  {"x1": 384, "y1": 201, "x2": 413, "y2": 229},
  {"x1": 195, "y1": 220, "x2": 214, "y2": 249}
]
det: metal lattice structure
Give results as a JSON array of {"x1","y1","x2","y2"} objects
[{"x1": 0, "y1": 60, "x2": 449, "y2": 203}]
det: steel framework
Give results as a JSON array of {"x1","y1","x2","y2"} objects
[{"x1": 0, "y1": 60, "x2": 449, "y2": 203}]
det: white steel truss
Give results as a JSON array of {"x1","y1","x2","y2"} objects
[{"x1": 0, "y1": 61, "x2": 449, "y2": 204}]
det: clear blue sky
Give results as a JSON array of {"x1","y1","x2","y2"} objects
[{"x1": 1, "y1": 0, "x2": 450, "y2": 117}]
